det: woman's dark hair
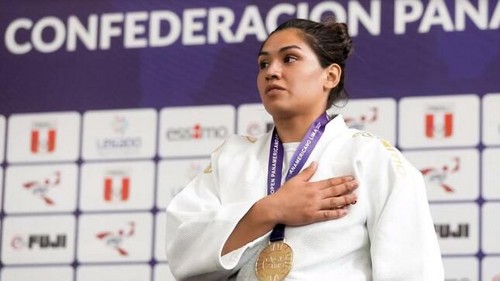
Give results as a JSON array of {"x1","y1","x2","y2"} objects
[{"x1": 263, "y1": 18, "x2": 353, "y2": 108}]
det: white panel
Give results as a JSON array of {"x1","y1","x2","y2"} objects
[
  {"x1": 82, "y1": 108, "x2": 157, "y2": 160},
  {"x1": 399, "y1": 95, "x2": 479, "y2": 149},
  {"x1": 404, "y1": 149, "x2": 479, "y2": 201},
  {"x1": 1, "y1": 215, "x2": 76, "y2": 265},
  {"x1": 7, "y1": 112, "x2": 80, "y2": 163},
  {"x1": 159, "y1": 105, "x2": 235, "y2": 157},
  {"x1": 4, "y1": 163, "x2": 78, "y2": 213},
  {"x1": 237, "y1": 103, "x2": 273, "y2": 137},
  {"x1": 156, "y1": 158, "x2": 209, "y2": 209},
  {"x1": 77, "y1": 213, "x2": 152, "y2": 262},
  {"x1": 430, "y1": 203, "x2": 478, "y2": 255},
  {"x1": 482, "y1": 93, "x2": 500, "y2": 146},
  {"x1": 331, "y1": 97, "x2": 397, "y2": 145},
  {"x1": 80, "y1": 160, "x2": 155, "y2": 211}
]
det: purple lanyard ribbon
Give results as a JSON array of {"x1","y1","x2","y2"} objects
[{"x1": 266, "y1": 112, "x2": 331, "y2": 242}]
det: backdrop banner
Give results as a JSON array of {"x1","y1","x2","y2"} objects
[{"x1": 1, "y1": 0, "x2": 500, "y2": 280}]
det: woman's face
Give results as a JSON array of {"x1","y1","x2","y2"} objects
[{"x1": 257, "y1": 28, "x2": 332, "y2": 120}]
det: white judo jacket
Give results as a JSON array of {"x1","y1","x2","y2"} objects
[{"x1": 165, "y1": 115, "x2": 444, "y2": 280}]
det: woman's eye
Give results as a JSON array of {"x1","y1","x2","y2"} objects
[
  {"x1": 258, "y1": 61, "x2": 269, "y2": 69},
  {"x1": 284, "y1": 56, "x2": 297, "y2": 63}
]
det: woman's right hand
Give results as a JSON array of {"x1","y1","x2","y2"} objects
[
  {"x1": 267, "y1": 161, "x2": 358, "y2": 226},
  {"x1": 222, "y1": 161, "x2": 358, "y2": 255}
]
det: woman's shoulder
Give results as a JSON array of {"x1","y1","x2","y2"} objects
[
  {"x1": 211, "y1": 132, "x2": 270, "y2": 156},
  {"x1": 345, "y1": 129, "x2": 402, "y2": 158},
  {"x1": 346, "y1": 129, "x2": 414, "y2": 173},
  {"x1": 349, "y1": 130, "x2": 393, "y2": 148}
]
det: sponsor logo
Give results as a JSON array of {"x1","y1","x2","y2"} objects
[
  {"x1": 10, "y1": 235, "x2": 24, "y2": 250},
  {"x1": 96, "y1": 222, "x2": 135, "y2": 256},
  {"x1": 96, "y1": 116, "x2": 142, "y2": 153},
  {"x1": 425, "y1": 106, "x2": 454, "y2": 139},
  {"x1": 103, "y1": 170, "x2": 130, "y2": 202},
  {"x1": 96, "y1": 137, "x2": 142, "y2": 149},
  {"x1": 420, "y1": 157, "x2": 460, "y2": 193},
  {"x1": 166, "y1": 123, "x2": 228, "y2": 141},
  {"x1": 30, "y1": 121, "x2": 57, "y2": 154},
  {"x1": 22, "y1": 171, "x2": 61, "y2": 205},
  {"x1": 11, "y1": 234, "x2": 67, "y2": 250},
  {"x1": 345, "y1": 107, "x2": 378, "y2": 130},
  {"x1": 434, "y1": 223, "x2": 469, "y2": 238}
]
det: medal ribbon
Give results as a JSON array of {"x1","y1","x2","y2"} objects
[{"x1": 266, "y1": 112, "x2": 331, "y2": 242}]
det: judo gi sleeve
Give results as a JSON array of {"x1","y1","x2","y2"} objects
[
  {"x1": 164, "y1": 141, "x2": 260, "y2": 281},
  {"x1": 361, "y1": 142, "x2": 445, "y2": 280}
]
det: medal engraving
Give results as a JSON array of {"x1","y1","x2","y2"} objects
[{"x1": 255, "y1": 242, "x2": 293, "y2": 281}]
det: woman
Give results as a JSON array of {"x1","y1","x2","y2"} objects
[{"x1": 166, "y1": 18, "x2": 444, "y2": 280}]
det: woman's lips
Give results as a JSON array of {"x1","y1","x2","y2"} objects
[{"x1": 265, "y1": 84, "x2": 285, "y2": 94}]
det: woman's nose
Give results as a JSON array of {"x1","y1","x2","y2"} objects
[{"x1": 265, "y1": 63, "x2": 281, "y2": 80}]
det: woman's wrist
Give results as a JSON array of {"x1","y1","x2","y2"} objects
[{"x1": 254, "y1": 194, "x2": 281, "y2": 228}]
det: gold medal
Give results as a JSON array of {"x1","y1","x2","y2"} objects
[{"x1": 255, "y1": 241, "x2": 293, "y2": 281}]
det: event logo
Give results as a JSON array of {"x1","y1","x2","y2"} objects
[
  {"x1": 22, "y1": 171, "x2": 61, "y2": 205},
  {"x1": 103, "y1": 170, "x2": 130, "y2": 202},
  {"x1": 11, "y1": 234, "x2": 66, "y2": 250},
  {"x1": 30, "y1": 121, "x2": 57, "y2": 154},
  {"x1": 434, "y1": 223, "x2": 469, "y2": 238},
  {"x1": 420, "y1": 157, "x2": 460, "y2": 193},
  {"x1": 96, "y1": 222, "x2": 135, "y2": 256},
  {"x1": 95, "y1": 115, "x2": 142, "y2": 153},
  {"x1": 111, "y1": 115, "x2": 128, "y2": 134},
  {"x1": 345, "y1": 107, "x2": 378, "y2": 130},
  {"x1": 166, "y1": 123, "x2": 228, "y2": 141},
  {"x1": 425, "y1": 106, "x2": 454, "y2": 139}
]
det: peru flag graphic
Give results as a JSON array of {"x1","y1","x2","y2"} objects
[
  {"x1": 425, "y1": 111, "x2": 453, "y2": 139},
  {"x1": 30, "y1": 127, "x2": 57, "y2": 154},
  {"x1": 104, "y1": 176, "x2": 130, "y2": 201}
]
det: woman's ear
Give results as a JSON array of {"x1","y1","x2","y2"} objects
[{"x1": 324, "y1": 63, "x2": 341, "y2": 90}]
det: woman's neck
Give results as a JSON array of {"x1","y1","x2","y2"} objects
[{"x1": 273, "y1": 113, "x2": 321, "y2": 143}]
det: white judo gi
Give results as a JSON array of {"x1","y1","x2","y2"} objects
[{"x1": 165, "y1": 115, "x2": 444, "y2": 280}]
